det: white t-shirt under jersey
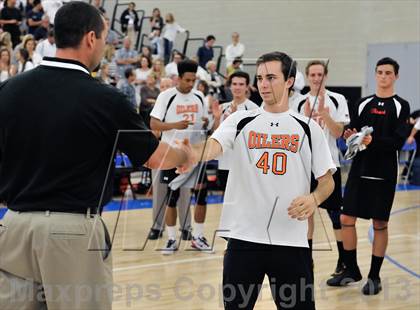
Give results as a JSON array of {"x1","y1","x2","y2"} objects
[
  {"x1": 218, "y1": 99, "x2": 259, "y2": 170},
  {"x1": 150, "y1": 87, "x2": 207, "y2": 145},
  {"x1": 211, "y1": 107, "x2": 336, "y2": 247},
  {"x1": 291, "y1": 89, "x2": 350, "y2": 167}
]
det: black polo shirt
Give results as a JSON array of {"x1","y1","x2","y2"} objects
[{"x1": 0, "y1": 57, "x2": 159, "y2": 213}]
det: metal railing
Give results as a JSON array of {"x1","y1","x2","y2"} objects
[{"x1": 135, "y1": 14, "x2": 151, "y2": 50}]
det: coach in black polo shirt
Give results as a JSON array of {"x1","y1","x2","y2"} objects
[{"x1": 0, "y1": 2, "x2": 192, "y2": 309}]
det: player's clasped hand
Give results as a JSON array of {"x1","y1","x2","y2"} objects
[{"x1": 288, "y1": 195, "x2": 317, "y2": 220}]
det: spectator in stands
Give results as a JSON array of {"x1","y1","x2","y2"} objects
[
  {"x1": 196, "y1": 79, "x2": 214, "y2": 125},
  {"x1": 34, "y1": 28, "x2": 54, "y2": 57},
  {"x1": 141, "y1": 45, "x2": 153, "y2": 59},
  {"x1": 103, "y1": 43, "x2": 118, "y2": 82},
  {"x1": 225, "y1": 32, "x2": 245, "y2": 67},
  {"x1": 0, "y1": 0, "x2": 22, "y2": 47},
  {"x1": 197, "y1": 35, "x2": 215, "y2": 68},
  {"x1": 197, "y1": 80, "x2": 209, "y2": 97},
  {"x1": 151, "y1": 58, "x2": 165, "y2": 87},
  {"x1": 165, "y1": 50, "x2": 182, "y2": 77},
  {"x1": 105, "y1": 16, "x2": 119, "y2": 46},
  {"x1": 162, "y1": 13, "x2": 185, "y2": 65},
  {"x1": 24, "y1": 0, "x2": 34, "y2": 13},
  {"x1": 97, "y1": 62, "x2": 113, "y2": 85},
  {"x1": 0, "y1": 47, "x2": 15, "y2": 81},
  {"x1": 134, "y1": 54, "x2": 152, "y2": 86},
  {"x1": 160, "y1": 77, "x2": 173, "y2": 92},
  {"x1": 115, "y1": 36, "x2": 138, "y2": 78},
  {"x1": 16, "y1": 48, "x2": 34, "y2": 73},
  {"x1": 197, "y1": 80, "x2": 211, "y2": 112},
  {"x1": 33, "y1": 14, "x2": 49, "y2": 41},
  {"x1": 41, "y1": 0, "x2": 68, "y2": 25},
  {"x1": 120, "y1": 2, "x2": 138, "y2": 43},
  {"x1": 204, "y1": 60, "x2": 223, "y2": 96},
  {"x1": 149, "y1": 28, "x2": 163, "y2": 60},
  {"x1": 0, "y1": 31, "x2": 13, "y2": 52},
  {"x1": 140, "y1": 73, "x2": 160, "y2": 115},
  {"x1": 23, "y1": 35, "x2": 41, "y2": 65},
  {"x1": 169, "y1": 74, "x2": 178, "y2": 87},
  {"x1": 150, "y1": 7, "x2": 164, "y2": 32},
  {"x1": 27, "y1": 0, "x2": 43, "y2": 35},
  {"x1": 191, "y1": 55, "x2": 208, "y2": 81},
  {"x1": 118, "y1": 67, "x2": 137, "y2": 109},
  {"x1": 226, "y1": 57, "x2": 242, "y2": 76},
  {"x1": 92, "y1": 0, "x2": 105, "y2": 14}
]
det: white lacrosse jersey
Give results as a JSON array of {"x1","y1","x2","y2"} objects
[
  {"x1": 291, "y1": 89, "x2": 350, "y2": 167},
  {"x1": 211, "y1": 107, "x2": 336, "y2": 247},
  {"x1": 218, "y1": 99, "x2": 259, "y2": 170},
  {"x1": 150, "y1": 87, "x2": 207, "y2": 145}
]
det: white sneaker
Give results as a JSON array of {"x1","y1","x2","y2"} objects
[
  {"x1": 162, "y1": 239, "x2": 177, "y2": 255},
  {"x1": 191, "y1": 236, "x2": 214, "y2": 253}
]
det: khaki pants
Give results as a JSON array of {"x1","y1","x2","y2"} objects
[
  {"x1": 152, "y1": 169, "x2": 191, "y2": 231},
  {"x1": 0, "y1": 210, "x2": 113, "y2": 310}
]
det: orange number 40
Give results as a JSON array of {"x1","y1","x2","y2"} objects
[{"x1": 256, "y1": 152, "x2": 287, "y2": 175}]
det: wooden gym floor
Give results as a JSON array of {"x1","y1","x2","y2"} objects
[{"x1": 103, "y1": 187, "x2": 419, "y2": 309}]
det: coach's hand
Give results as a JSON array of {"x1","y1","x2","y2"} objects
[
  {"x1": 172, "y1": 120, "x2": 190, "y2": 130},
  {"x1": 288, "y1": 194, "x2": 317, "y2": 220}
]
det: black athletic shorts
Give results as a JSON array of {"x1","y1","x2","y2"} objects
[
  {"x1": 342, "y1": 177, "x2": 396, "y2": 221},
  {"x1": 165, "y1": 166, "x2": 208, "y2": 207},
  {"x1": 160, "y1": 168, "x2": 178, "y2": 184},
  {"x1": 161, "y1": 166, "x2": 208, "y2": 185},
  {"x1": 223, "y1": 239, "x2": 315, "y2": 310},
  {"x1": 311, "y1": 168, "x2": 342, "y2": 211},
  {"x1": 217, "y1": 169, "x2": 229, "y2": 191}
]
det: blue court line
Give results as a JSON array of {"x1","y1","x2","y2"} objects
[
  {"x1": 102, "y1": 194, "x2": 224, "y2": 212},
  {"x1": 0, "y1": 186, "x2": 418, "y2": 220},
  {"x1": 368, "y1": 205, "x2": 420, "y2": 279}
]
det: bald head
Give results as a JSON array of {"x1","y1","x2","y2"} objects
[
  {"x1": 160, "y1": 78, "x2": 173, "y2": 91},
  {"x1": 123, "y1": 37, "x2": 131, "y2": 49}
]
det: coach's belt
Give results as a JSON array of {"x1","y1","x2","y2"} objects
[{"x1": 10, "y1": 207, "x2": 99, "y2": 216}]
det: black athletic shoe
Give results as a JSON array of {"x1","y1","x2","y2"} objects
[
  {"x1": 148, "y1": 228, "x2": 163, "y2": 240},
  {"x1": 181, "y1": 229, "x2": 192, "y2": 241},
  {"x1": 362, "y1": 278, "x2": 382, "y2": 295},
  {"x1": 326, "y1": 268, "x2": 362, "y2": 286},
  {"x1": 331, "y1": 261, "x2": 346, "y2": 276}
]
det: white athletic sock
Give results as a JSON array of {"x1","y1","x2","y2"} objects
[
  {"x1": 167, "y1": 226, "x2": 177, "y2": 240},
  {"x1": 193, "y1": 223, "x2": 204, "y2": 238}
]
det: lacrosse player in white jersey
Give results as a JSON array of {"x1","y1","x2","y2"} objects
[
  {"x1": 217, "y1": 71, "x2": 259, "y2": 193},
  {"x1": 150, "y1": 59, "x2": 213, "y2": 254},
  {"x1": 181, "y1": 52, "x2": 335, "y2": 309},
  {"x1": 292, "y1": 60, "x2": 350, "y2": 277}
]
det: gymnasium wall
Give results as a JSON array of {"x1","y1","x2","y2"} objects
[{"x1": 104, "y1": 0, "x2": 420, "y2": 106}]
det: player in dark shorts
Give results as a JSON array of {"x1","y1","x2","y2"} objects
[{"x1": 327, "y1": 57, "x2": 411, "y2": 295}]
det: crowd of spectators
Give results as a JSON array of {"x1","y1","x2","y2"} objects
[{"x1": 0, "y1": 0, "x2": 255, "y2": 121}]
